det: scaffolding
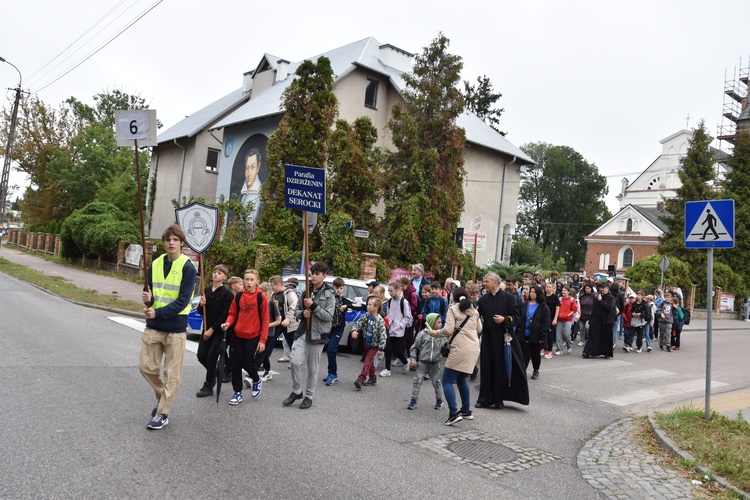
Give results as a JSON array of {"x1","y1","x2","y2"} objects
[{"x1": 717, "y1": 59, "x2": 750, "y2": 151}]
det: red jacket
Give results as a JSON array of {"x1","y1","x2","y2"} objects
[
  {"x1": 621, "y1": 301, "x2": 633, "y2": 328},
  {"x1": 557, "y1": 295, "x2": 578, "y2": 323},
  {"x1": 226, "y1": 288, "x2": 269, "y2": 343}
]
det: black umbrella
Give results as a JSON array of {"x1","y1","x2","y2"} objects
[{"x1": 215, "y1": 326, "x2": 228, "y2": 403}]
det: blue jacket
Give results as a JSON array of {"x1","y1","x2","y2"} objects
[{"x1": 422, "y1": 296, "x2": 447, "y2": 323}]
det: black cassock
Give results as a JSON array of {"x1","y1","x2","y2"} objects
[
  {"x1": 582, "y1": 292, "x2": 616, "y2": 358},
  {"x1": 476, "y1": 290, "x2": 529, "y2": 407}
]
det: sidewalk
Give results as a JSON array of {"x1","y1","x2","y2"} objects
[{"x1": 2, "y1": 243, "x2": 748, "y2": 497}]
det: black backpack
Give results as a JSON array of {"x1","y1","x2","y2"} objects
[{"x1": 231, "y1": 291, "x2": 264, "y2": 328}]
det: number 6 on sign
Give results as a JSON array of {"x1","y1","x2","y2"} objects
[{"x1": 115, "y1": 109, "x2": 157, "y2": 147}]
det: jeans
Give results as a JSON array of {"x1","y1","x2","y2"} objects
[
  {"x1": 624, "y1": 326, "x2": 634, "y2": 348},
  {"x1": 612, "y1": 322, "x2": 618, "y2": 347},
  {"x1": 327, "y1": 326, "x2": 343, "y2": 376},
  {"x1": 441, "y1": 367, "x2": 471, "y2": 415},
  {"x1": 643, "y1": 323, "x2": 652, "y2": 348}
]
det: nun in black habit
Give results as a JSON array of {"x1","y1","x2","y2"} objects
[{"x1": 475, "y1": 273, "x2": 528, "y2": 408}]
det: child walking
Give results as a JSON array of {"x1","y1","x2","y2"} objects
[
  {"x1": 406, "y1": 313, "x2": 445, "y2": 410},
  {"x1": 195, "y1": 264, "x2": 233, "y2": 398},
  {"x1": 351, "y1": 298, "x2": 387, "y2": 390}
]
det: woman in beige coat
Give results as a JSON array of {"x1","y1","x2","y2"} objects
[{"x1": 428, "y1": 287, "x2": 481, "y2": 425}]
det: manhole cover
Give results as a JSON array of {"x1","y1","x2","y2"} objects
[{"x1": 447, "y1": 440, "x2": 517, "y2": 463}]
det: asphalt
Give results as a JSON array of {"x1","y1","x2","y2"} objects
[{"x1": 2, "y1": 243, "x2": 749, "y2": 498}]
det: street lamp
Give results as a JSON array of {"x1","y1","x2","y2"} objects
[{"x1": 0, "y1": 56, "x2": 23, "y2": 234}]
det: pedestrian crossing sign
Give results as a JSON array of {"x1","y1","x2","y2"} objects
[{"x1": 684, "y1": 199, "x2": 734, "y2": 249}]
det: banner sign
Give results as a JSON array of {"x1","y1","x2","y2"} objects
[
  {"x1": 284, "y1": 164, "x2": 326, "y2": 214},
  {"x1": 175, "y1": 202, "x2": 220, "y2": 254}
]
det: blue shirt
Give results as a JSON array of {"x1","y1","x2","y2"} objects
[{"x1": 525, "y1": 303, "x2": 539, "y2": 337}]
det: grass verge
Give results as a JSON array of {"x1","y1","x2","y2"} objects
[
  {"x1": 655, "y1": 405, "x2": 750, "y2": 493},
  {"x1": 0, "y1": 256, "x2": 144, "y2": 313}
]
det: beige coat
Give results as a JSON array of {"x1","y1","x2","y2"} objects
[{"x1": 431, "y1": 303, "x2": 481, "y2": 374}]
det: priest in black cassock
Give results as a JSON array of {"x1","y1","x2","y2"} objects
[{"x1": 476, "y1": 272, "x2": 529, "y2": 408}]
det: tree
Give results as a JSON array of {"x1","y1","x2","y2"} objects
[
  {"x1": 327, "y1": 116, "x2": 382, "y2": 249},
  {"x1": 463, "y1": 75, "x2": 505, "y2": 134},
  {"x1": 658, "y1": 122, "x2": 716, "y2": 263},
  {"x1": 718, "y1": 130, "x2": 750, "y2": 299},
  {"x1": 518, "y1": 142, "x2": 609, "y2": 270},
  {"x1": 60, "y1": 202, "x2": 140, "y2": 259},
  {"x1": 256, "y1": 57, "x2": 338, "y2": 250},
  {"x1": 382, "y1": 33, "x2": 466, "y2": 273},
  {"x1": 509, "y1": 233, "x2": 544, "y2": 266}
]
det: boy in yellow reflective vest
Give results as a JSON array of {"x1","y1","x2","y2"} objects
[{"x1": 140, "y1": 224, "x2": 197, "y2": 430}]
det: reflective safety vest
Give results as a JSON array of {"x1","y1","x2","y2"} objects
[{"x1": 151, "y1": 253, "x2": 192, "y2": 315}]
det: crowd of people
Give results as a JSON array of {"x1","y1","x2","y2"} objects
[{"x1": 138, "y1": 227, "x2": 688, "y2": 430}]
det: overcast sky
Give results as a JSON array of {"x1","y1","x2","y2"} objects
[{"x1": 3, "y1": 0, "x2": 750, "y2": 214}]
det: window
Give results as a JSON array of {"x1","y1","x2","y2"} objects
[
  {"x1": 626, "y1": 218, "x2": 633, "y2": 231},
  {"x1": 364, "y1": 79, "x2": 378, "y2": 108},
  {"x1": 623, "y1": 248, "x2": 634, "y2": 268},
  {"x1": 206, "y1": 148, "x2": 220, "y2": 173},
  {"x1": 599, "y1": 253, "x2": 610, "y2": 270}
]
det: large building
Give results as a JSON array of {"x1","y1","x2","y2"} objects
[{"x1": 147, "y1": 37, "x2": 533, "y2": 266}]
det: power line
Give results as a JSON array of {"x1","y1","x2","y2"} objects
[
  {"x1": 26, "y1": 0, "x2": 130, "y2": 84},
  {"x1": 30, "y1": 0, "x2": 164, "y2": 94}
]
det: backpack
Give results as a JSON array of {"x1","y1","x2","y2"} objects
[
  {"x1": 642, "y1": 304, "x2": 652, "y2": 323},
  {"x1": 231, "y1": 291, "x2": 264, "y2": 328},
  {"x1": 682, "y1": 307, "x2": 691, "y2": 325},
  {"x1": 388, "y1": 297, "x2": 406, "y2": 317},
  {"x1": 677, "y1": 306, "x2": 685, "y2": 321},
  {"x1": 332, "y1": 294, "x2": 344, "y2": 327}
]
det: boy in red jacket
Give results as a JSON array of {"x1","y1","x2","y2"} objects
[{"x1": 221, "y1": 269, "x2": 269, "y2": 405}]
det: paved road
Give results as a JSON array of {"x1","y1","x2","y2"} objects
[{"x1": 2, "y1": 250, "x2": 750, "y2": 498}]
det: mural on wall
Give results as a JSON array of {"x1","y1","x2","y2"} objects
[{"x1": 230, "y1": 134, "x2": 269, "y2": 228}]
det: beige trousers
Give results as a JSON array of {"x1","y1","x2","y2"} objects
[{"x1": 139, "y1": 328, "x2": 186, "y2": 415}]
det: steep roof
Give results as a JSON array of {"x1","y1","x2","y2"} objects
[
  {"x1": 156, "y1": 88, "x2": 248, "y2": 143},
  {"x1": 631, "y1": 205, "x2": 668, "y2": 233},
  {"x1": 209, "y1": 36, "x2": 533, "y2": 163}
]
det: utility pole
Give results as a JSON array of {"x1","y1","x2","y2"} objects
[{"x1": 0, "y1": 56, "x2": 23, "y2": 235}]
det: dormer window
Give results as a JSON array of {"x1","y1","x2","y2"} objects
[{"x1": 365, "y1": 79, "x2": 378, "y2": 109}]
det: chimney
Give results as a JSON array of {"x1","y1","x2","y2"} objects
[
  {"x1": 656, "y1": 201, "x2": 664, "y2": 212},
  {"x1": 242, "y1": 71, "x2": 254, "y2": 95},
  {"x1": 275, "y1": 59, "x2": 290, "y2": 83}
]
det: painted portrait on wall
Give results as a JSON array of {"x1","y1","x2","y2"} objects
[{"x1": 230, "y1": 134, "x2": 269, "y2": 226}]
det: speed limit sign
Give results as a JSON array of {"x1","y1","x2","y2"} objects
[{"x1": 115, "y1": 109, "x2": 157, "y2": 147}]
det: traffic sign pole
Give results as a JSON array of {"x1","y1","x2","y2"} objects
[{"x1": 705, "y1": 248, "x2": 713, "y2": 421}]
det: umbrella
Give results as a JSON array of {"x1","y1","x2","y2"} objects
[
  {"x1": 503, "y1": 329, "x2": 512, "y2": 387},
  {"x1": 215, "y1": 326, "x2": 228, "y2": 403}
]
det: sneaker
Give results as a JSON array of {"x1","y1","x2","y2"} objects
[
  {"x1": 459, "y1": 410, "x2": 473, "y2": 420},
  {"x1": 196, "y1": 383, "x2": 213, "y2": 398},
  {"x1": 544, "y1": 351, "x2": 553, "y2": 359},
  {"x1": 424, "y1": 373, "x2": 430, "y2": 380},
  {"x1": 531, "y1": 370, "x2": 539, "y2": 380},
  {"x1": 622, "y1": 346, "x2": 630, "y2": 353},
  {"x1": 251, "y1": 379, "x2": 262, "y2": 398},
  {"x1": 261, "y1": 371, "x2": 273, "y2": 382},
  {"x1": 566, "y1": 347, "x2": 572, "y2": 354},
  {"x1": 554, "y1": 350, "x2": 562, "y2": 356},
  {"x1": 666, "y1": 346, "x2": 672, "y2": 352},
  {"x1": 243, "y1": 376, "x2": 253, "y2": 388},
  {"x1": 392, "y1": 359, "x2": 403, "y2": 367},
  {"x1": 673, "y1": 346, "x2": 680, "y2": 351},
  {"x1": 354, "y1": 379, "x2": 363, "y2": 390},
  {"x1": 379, "y1": 369, "x2": 391, "y2": 377},
  {"x1": 434, "y1": 400, "x2": 443, "y2": 410},
  {"x1": 403, "y1": 364, "x2": 410, "y2": 373},
  {"x1": 577, "y1": 341, "x2": 584, "y2": 346},
  {"x1": 407, "y1": 399, "x2": 417, "y2": 410},
  {"x1": 282, "y1": 392, "x2": 303, "y2": 406},
  {"x1": 363, "y1": 378, "x2": 377, "y2": 386},
  {"x1": 647, "y1": 346, "x2": 652, "y2": 352},
  {"x1": 445, "y1": 413, "x2": 463, "y2": 426},
  {"x1": 540, "y1": 349, "x2": 545, "y2": 355},
  {"x1": 326, "y1": 374, "x2": 338, "y2": 386},
  {"x1": 636, "y1": 348, "x2": 642, "y2": 353},
  {"x1": 278, "y1": 355, "x2": 290, "y2": 362},
  {"x1": 146, "y1": 413, "x2": 168, "y2": 430},
  {"x1": 229, "y1": 392, "x2": 243, "y2": 405},
  {"x1": 659, "y1": 345, "x2": 664, "y2": 351}
]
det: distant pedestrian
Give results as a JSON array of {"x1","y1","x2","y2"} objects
[
  {"x1": 518, "y1": 284, "x2": 550, "y2": 380},
  {"x1": 351, "y1": 298, "x2": 387, "y2": 390},
  {"x1": 657, "y1": 291, "x2": 674, "y2": 352},
  {"x1": 140, "y1": 224, "x2": 197, "y2": 430}
]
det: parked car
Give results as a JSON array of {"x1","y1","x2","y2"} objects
[{"x1": 187, "y1": 296, "x2": 203, "y2": 337}]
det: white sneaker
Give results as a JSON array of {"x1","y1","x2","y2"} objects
[
  {"x1": 379, "y1": 369, "x2": 391, "y2": 377},
  {"x1": 278, "y1": 355, "x2": 290, "y2": 362},
  {"x1": 554, "y1": 351, "x2": 562, "y2": 356},
  {"x1": 392, "y1": 360, "x2": 403, "y2": 367},
  {"x1": 577, "y1": 341, "x2": 584, "y2": 346},
  {"x1": 261, "y1": 371, "x2": 273, "y2": 381},
  {"x1": 636, "y1": 349, "x2": 642, "y2": 353},
  {"x1": 566, "y1": 347, "x2": 572, "y2": 354},
  {"x1": 243, "y1": 376, "x2": 253, "y2": 388}
]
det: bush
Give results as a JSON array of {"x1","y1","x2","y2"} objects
[
  {"x1": 625, "y1": 254, "x2": 692, "y2": 295},
  {"x1": 61, "y1": 202, "x2": 139, "y2": 260}
]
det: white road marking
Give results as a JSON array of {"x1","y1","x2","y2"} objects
[
  {"x1": 601, "y1": 379, "x2": 728, "y2": 406},
  {"x1": 615, "y1": 368, "x2": 676, "y2": 380},
  {"x1": 543, "y1": 359, "x2": 633, "y2": 373},
  {"x1": 107, "y1": 316, "x2": 198, "y2": 353}
]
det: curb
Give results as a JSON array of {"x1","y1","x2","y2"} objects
[
  {"x1": 648, "y1": 415, "x2": 750, "y2": 499},
  {"x1": 0, "y1": 269, "x2": 145, "y2": 320}
]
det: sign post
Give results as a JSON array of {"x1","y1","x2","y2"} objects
[
  {"x1": 115, "y1": 109, "x2": 157, "y2": 288},
  {"x1": 472, "y1": 216, "x2": 482, "y2": 282},
  {"x1": 658, "y1": 256, "x2": 670, "y2": 291},
  {"x1": 285, "y1": 164, "x2": 326, "y2": 332},
  {"x1": 685, "y1": 199, "x2": 735, "y2": 421}
]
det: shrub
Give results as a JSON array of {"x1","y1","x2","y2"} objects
[{"x1": 61, "y1": 202, "x2": 139, "y2": 260}]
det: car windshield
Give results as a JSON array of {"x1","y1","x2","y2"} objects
[{"x1": 295, "y1": 279, "x2": 368, "y2": 304}]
